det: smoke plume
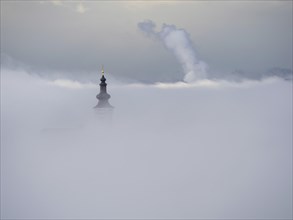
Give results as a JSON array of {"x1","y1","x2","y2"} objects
[{"x1": 138, "y1": 20, "x2": 208, "y2": 82}]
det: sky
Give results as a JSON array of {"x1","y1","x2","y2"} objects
[
  {"x1": 1, "y1": 1, "x2": 293, "y2": 219},
  {"x1": 1, "y1": 0, "x2": 292, "y2": 82}
]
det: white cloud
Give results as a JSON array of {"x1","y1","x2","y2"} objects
[
  {"x1": 49, "y1": 79, "x2": 95, "y2": 89},
  {"x1": 47, "y1": 1, "x2": 89, "y2": 14},
  {"x1": 125, "y1": 77, "x2": 283, "y2": 90},
  {"x1": 51, "y1": 0, "x2": 63, "y2": 6},
  {"x1": 76, "y1": 2, "x2": 88, "y2": 14}
]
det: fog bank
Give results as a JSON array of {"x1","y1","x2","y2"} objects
[{"x1": 1, "y1": 69, "x2": 292, "y2": 219}]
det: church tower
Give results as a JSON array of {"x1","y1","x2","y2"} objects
[{"x1": 94, "y1": 66, "x2": 113, "y2": 108}]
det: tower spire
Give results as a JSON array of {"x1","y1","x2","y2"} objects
[{"x1": 94, "y1": 66, "x2": 113, "y2": 108}]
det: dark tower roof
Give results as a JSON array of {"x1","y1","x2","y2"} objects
[{"x1": 94, "y1": 67, "x2": 113, "y2": 108}]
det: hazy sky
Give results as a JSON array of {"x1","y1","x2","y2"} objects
[
  {"x1": 1, "y1": 0, "x2": 292, "y2": 82},
  {"x1": 1, "y1": 1, "x2": 292, "y2": 218}
]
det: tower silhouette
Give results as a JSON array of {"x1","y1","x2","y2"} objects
[{"x1": 94, "y1": 66, "x2": 113, "y2": 109}]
